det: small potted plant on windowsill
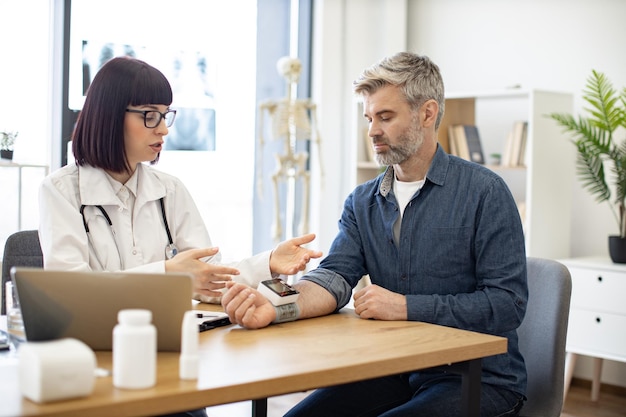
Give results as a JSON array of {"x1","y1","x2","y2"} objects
[
  {"x1": 1, "y1": 130, "x2": 18, "y2": 161},
  {"x1": 548, "y1": 70, "x2": 626, "y2": 263}
]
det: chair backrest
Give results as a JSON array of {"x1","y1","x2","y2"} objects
[
  {"x1": 518, "y1": 257, "x2": 572, "y2": 417},
  {"x1": 1, "y1": 230, "x2": 43, "y2": 315}
]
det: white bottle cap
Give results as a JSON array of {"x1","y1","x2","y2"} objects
[{"x1": 118, "y1": 309, "x2": 152, "y2": 325}]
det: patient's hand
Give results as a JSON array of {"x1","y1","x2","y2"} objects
[{"x1": 221, "y1": 282, "x2": 275, "y2": 329}]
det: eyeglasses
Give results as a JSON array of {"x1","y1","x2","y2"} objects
[{"x1": 125, "y1": 109, "x2": 177, "y2": 128}]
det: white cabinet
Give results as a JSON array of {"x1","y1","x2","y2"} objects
[
  {"x1": 560, "y1": 257, "x2": 626, "y2": 400},
  {"x1": 351, "y1": 89, "x2": 575, "y2": 259},
  {"x1": 564, "y1": 257, "x2": 626, "y2": 360}
]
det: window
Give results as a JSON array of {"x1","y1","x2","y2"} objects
[
  {"x1": 62, "y1": 0, "x2": 312, "y2": 258},
  {"x1": 64, "y1": 0, "x2": 259, "y2": 259}
]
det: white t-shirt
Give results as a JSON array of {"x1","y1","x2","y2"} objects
[{"x1": 393, "y1": 177, "x2": 425, "y2": 245}]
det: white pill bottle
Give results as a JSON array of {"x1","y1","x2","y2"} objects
[{"x1": 113, "y1": 309, "x2": 157, "y2": 389}]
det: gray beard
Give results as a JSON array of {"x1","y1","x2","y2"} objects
[{"x1": 374, "y1": 121, "x2": 423, "y2": 166}]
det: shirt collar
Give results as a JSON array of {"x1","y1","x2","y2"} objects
[
  {"x1": 78, "y1": 163, "x2": 165, "y2": 205},
  {"x1": 378, "y1": 144, "x2": 449, "y2": 197},
  {"x1": 104, "y1": 168, "x2": 138, "y2": 198}
]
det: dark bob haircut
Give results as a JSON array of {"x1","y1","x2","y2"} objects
[{"x1": 72, "y1": 56, "x2": 173, "y2": 173}]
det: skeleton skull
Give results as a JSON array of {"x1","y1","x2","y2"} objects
[{"x1": 277, "y1": 56, "x2": 302, "y2": 83}]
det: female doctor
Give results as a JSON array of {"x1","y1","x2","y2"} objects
[{"x1": 38, "y1": 56, "x2": 322, "y2": 304}]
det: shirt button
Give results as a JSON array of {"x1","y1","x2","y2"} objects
[{"x1": 132, "y1": 250, "x2": 137, "y2": 255}]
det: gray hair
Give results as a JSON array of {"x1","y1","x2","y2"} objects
[{"x1": 353, "y1": 52, "x2": 445, "y2": 129}]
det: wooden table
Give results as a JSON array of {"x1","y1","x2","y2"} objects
[{"x1": 0, "y1": 307, "x2": 507, "y2": 417}]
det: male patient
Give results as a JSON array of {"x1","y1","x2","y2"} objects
[{"x1": 222, "y1": 52, "x2": 528, "y2": 417}]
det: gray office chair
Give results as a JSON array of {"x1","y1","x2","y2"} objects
[
  {"x1": 1, "y1": 230, "x2": 43, "y2": 315},
  {"x1": 518, "y1": 257, "x2": 572, "y2": 417}
]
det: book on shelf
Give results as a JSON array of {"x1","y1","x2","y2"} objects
[
  {"x1": 502, "y1": 130, "x2": 514, "y2": 167},
  {"x1": 450, "y1": 124, "x2": 484, "y2": 164},
  {"x1": 502, "y1": 121, "x2": 528, "y2": 167},
  {"x1": 447, "y1": 125, "x2": 458, "y2": 157},
  {"x1": 450, "y1": 125, "x2": 469, "y2": 160},
  {"x1": 463, "y1": 125, "x2": 485, "y2": 164}
]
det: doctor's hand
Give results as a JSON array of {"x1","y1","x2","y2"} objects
[
  {"x1": 221, "y1": 281, "x2": 275, "y2": 329},
  {"x1": 166, "y1": 247, "x2": 240, "y2": 298},
  {"x1": 270, "y1": 233, "x2": 323, "y2": 275}
]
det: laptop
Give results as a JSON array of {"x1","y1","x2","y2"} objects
[{"x1": 11, "y1": 267, "x2": 194, "y2": 352}]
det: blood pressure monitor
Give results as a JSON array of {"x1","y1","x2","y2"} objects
[{"x1": 257, "y1": 279, "x2": 299, "y2": 306}]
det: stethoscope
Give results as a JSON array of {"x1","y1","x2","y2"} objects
[{"x1": 80, "y1": 197, "x2": 179, "y2": 269}]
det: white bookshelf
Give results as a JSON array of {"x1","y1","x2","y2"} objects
[{"x1": 351, "y1": 89, "x2": 575, "y2": 259}]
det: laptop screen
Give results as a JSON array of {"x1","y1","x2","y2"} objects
[{"x1": 12, "y1": 267, "x2": 194, "y2": 351}]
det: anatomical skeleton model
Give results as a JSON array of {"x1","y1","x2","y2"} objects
[{"x1": 257, "y1": 57, "x2": 323, "y2": 242}]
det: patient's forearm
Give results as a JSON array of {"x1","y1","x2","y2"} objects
[{"x1": 293, "y1": 280, "x2": 337, "y2": 319}]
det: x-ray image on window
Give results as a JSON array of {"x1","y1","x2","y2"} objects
[
  {"x1": 74, "y1": 40, "x2": 216, "y2": 151},
  {"x1": 165, "y1": 107, "x2": 215, "y2": 151}
]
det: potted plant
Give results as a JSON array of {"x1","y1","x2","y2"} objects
[
  {"x1": 489, "y1": 152, "x2": 502, "y2": 166},
  {"x1": 0, "y1": 130, "x2": 18, "y2": 161},
  {"x1": 548, "y1": 70, "x2": 626, "y2": 262}
]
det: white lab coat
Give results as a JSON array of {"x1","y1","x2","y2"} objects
[{"x1": 38, "y1": 163, "x2": 272, "y2": 302}]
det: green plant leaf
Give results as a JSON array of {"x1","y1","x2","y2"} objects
[{"x1": 547, "y1": 70, "x2": 626, "y2": 236}]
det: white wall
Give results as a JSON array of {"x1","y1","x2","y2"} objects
[{"x1": 310, "y1": 0, "x2": 626, "y2": 390}]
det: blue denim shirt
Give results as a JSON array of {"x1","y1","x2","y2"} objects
[{"x1": 302, "y1": 145, "x2": 528, "y2": 396}]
